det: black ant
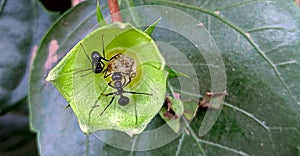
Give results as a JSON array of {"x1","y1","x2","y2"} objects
[
  {"x1": 103, "y1": 72, "x2": 150, "y2": 105},
  {"x1": 99, "y1": 71, "x2": 152, "y2": 124},
  {"x1": 75, "y1": 35, "x2": 110, "y2": 76},
  {"x1": 67, "y1": 35, "x2": 115, "y2": 110}
]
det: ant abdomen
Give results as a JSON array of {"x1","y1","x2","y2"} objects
[{"x1": 118, "y1": 96, "x2": 130, "y2": 106}]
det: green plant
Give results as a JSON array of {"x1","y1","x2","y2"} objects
[{"x1": 1, "y1": 0, "x2": 300, "y2": 155}]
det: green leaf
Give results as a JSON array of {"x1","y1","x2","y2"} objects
[
  {"x1": 46, "y1": 22, "x2": 167, "y2": 136},
  {"x1": 29, "y1": 0, "x2": 300, "y2": 155},
  {"x1": 154, "y1": 0, "x2": 300, "y2": 155},
  {"x1": 0, "y1": 0, "x2": 58, "y2": 114}
]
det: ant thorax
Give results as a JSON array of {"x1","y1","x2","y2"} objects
[{"x1": 106, "y1": 53, "x2": 137, "y2": 79}]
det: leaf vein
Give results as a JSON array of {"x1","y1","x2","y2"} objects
[
  {"x1": 184, "y1": 118, "x2": 250, "y2": 156},
  {"x1": 223, "y1": 102, "x2": 269, "y2": 130},
  {"x1": 246, "y1": 26, "x2": 293, "y2": 33},
  {"x1": 275, "y1": 60, "x2": 298, "y2": 66},
  {"x1": 175, "y1": 133, "x2": 185, "y2": 156}
]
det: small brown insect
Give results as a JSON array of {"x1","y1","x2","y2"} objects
[{"x1": 103, "y1": 53, "x2": 137, "y2": 80}]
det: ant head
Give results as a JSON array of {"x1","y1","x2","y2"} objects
[
  {"x1": 91, "y1": 51, "x2": 101, "y2": 62},
  {"x1": 118, "y1": 96, "x2": 129, "y2": 106},
  {"x1": 112, "y1": 72, "x2": 122, "y2": 81}
]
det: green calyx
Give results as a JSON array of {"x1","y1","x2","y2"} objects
[{"x1": 46, "y1": 22, "x2": 167, "y2": 136}]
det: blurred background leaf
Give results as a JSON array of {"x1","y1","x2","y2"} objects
[
  {"x1": 0, "y1": 0, "x2": 60, "y2": 155},
  {"x1": 0, "y1": 0, "x2": 59, "y2": 114}
]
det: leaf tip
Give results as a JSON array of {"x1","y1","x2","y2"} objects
[
  {"x1": 144, "y1": 17, "x2": 162, "y2": 35},
  {"x1": 45, "y1": 73, "x2": 54, "y2": 82},
  {"x1": 79, "y1": 123, "x2": 90, "y2": 134},
  {"x1": 45, "y1": 69, "x2": 58, "y2": 83},
  {"x1": 96, "y1": 0, "x2": 107, "y2": 26}
]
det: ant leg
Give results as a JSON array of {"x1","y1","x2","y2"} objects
[
  {"x1": 101, "y1": 81, "x2": 117, "y2": 96},
  {"x1": 119, "y1": 72, "x2": 132, "y2": 88},
  {"x1": 121, "y1": 75, "x2": 128, "y2": 87},
  {"x1": 120, "y1": 60, "x2": 135, "y2": 87},
  {"x1": 123, "y1": 76, "x2": 132, "y2": 88},
  {"x1": 73, "y1": 68, "x2": 93, "y2": 75},
  {"x1": 124, "y1": 91, "x2": 152, "y2": 96},
  {"x1": 103, "y1": 69, "x2": 112, "y2": 78},
  {"x1": 80, "y1": 43, "x2": 92, "y2": 64},
  {"x1": 107, "y1": 81, "x2": 114, "y2": 88},
  {"x1": 108, "y1": 53, "x2": 122, "y2": 61},
  {"x1": 80, "y1": 70, "x2": 94, "y2": 77},
  {"x1": 102, "y1": 92, "x2": 116, "y2": 96},
  {"x1": 100, "y1": 95, "x2": 116, "y2": 116},
  {"x1": 103, "y1": 68, "x2": 108, "y2": 77}
]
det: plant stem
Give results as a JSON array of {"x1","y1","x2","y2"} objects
[{"x1": 108, "y1": 0, "x2": 123, "y2": 22}]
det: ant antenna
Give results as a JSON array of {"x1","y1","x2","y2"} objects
[{"x1": 80, "y1": 43, "x2": 92, "y2": 64}]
